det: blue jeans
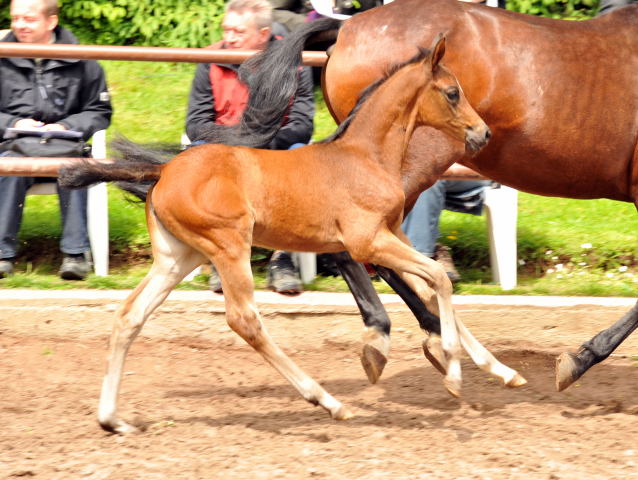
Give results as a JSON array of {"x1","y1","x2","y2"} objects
[
  {"x1": 401, "y1": 180, "x2": 491, "y2": 257},
  {"x1": 0, "y1": 154, "x2": 89, "y2": 259}
]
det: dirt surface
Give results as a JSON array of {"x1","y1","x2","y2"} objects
[{"x1": 2, "y1": 295, "x2": 638, "y2": 479}]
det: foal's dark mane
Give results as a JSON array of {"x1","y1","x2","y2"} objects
[{"x1": 319, "y1": 47, "x2": 432, "y2": 144}]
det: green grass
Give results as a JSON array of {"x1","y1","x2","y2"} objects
[{"x1": 3, "y1": 60, "x2": 637, "y2": 296}]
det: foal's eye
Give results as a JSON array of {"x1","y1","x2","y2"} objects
[{"x1": 445, "y1": 87, "x2": 460, "y2": 104}]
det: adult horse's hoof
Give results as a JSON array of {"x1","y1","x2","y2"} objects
[
  {"x1": 422, "y1": 334, "x2": 448, "y2": 375},
  {"x1": 556, "y1": 352, "x2": 583, "y2": 392},
  {"x1": 361, "y1": 344, "x2": 387, "y2": 384},
  {"x1": 360, "y1": 328, "x2": 390, "y2": 384},
  {"x1": 505, "y1": 372, "x2": 528, "y2": 388}
]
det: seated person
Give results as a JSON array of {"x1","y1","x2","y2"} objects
[
  {"x1": 402, "y1": 179, "x2": 492, "y2": 282},
  {"x1": 185, "y1": 0, "x2": 314, "y2": 294},
  {"x1": 0, "y1": 0, "x2": 112, "y2": 280}
]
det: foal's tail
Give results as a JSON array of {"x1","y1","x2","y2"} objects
[
  {"x1": 196, "y1": 17, "x2": 342, "y2": 147},
  {"x1": 59, "y1": 137, "x2": 166, "y2": 200}
]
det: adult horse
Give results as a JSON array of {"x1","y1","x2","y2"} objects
[
  {"x1": 318, "y1": 0, "x2": 638, "y2": 391},
  {"x1": 60, "y1": 39, "x2": 513, "y2": 433},
  {"x1": 220, "y1": 2, "x2": 638, "y2": 391}
]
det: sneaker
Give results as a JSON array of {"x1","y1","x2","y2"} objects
[
  {"x1": 208, "y1": 264, "x2": 223, "y2": 293},
  {"x1": 267, "y1": 251, "x2": 303, "y2": 295},
  {"x1": 0, "y1": 259, "x2": 14, "y2": 278},
  {"x1": 434, "y1": 244, "x2": 461, "y2": 283},
  {"x1": 59, "y1": 253, "x2": 91, "y2": 280},
  {"x1": 316, "y1": 253, "x2": 341, "y2": 277}
]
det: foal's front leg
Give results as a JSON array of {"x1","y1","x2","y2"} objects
[
  {"x1": 214, "y1": 248, "x2": 353, "y2": 420},
  {"x1": 356, "y1": 231, "x2": 464, "y2": 396}
]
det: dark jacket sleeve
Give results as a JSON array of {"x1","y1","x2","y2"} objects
[
  {"x1": 270, "y1": 65, "x2": 314, "y2": 150},
  {"x1": 185, "y1": 63, "x2": 215, "y2": 141},
  {"x1": 58, "y1": 60, "x2": 112, "y2": 140}
]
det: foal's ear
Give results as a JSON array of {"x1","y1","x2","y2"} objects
[{"x1": 429, "y1": 34, "x2": 446, "y2": 71}]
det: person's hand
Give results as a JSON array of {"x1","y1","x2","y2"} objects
[
  {"x1": 14, "y1": 118, "x2": 44, "y2": 129},
  {"x1": 41, "y1": 123, "x2": 67, "y2": 131}
]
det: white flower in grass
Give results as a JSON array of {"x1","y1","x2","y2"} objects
[
  {"x1": 581, "y1": 243, "x2": 593, "y2": 249},
  {"x1": 555, "y1": 264, "x2": 564, "y2": 271},
  {"x1": 547, "y1": 268, "x2": 555, "y2": 274},
  {"x1": 619, "y1": 266, "x2": 628, "y2": 272},
  {"x1": 578, "y1": 262, "x2": 587, "y2": 266},
  {"x1": 606, "y1": 272, "x2": 614, "y2": 278}
]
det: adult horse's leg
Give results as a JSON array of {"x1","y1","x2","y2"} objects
[
  {"x1": 215, "y1": 244, "x2": 353, "y2": 420},
  {"x1": 556, "y1": 301, "x2": 638, "y2": 391},
  {"x1": 331, "y1": 251, "x2": 391, "y2": 383},
  {"x1": 98, "y1": 209, "x2": 206, "y2": 434}
]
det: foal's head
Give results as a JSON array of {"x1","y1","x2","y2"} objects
[{"x1": 411, "y1": 36, "x2": 491, "y2": 153}]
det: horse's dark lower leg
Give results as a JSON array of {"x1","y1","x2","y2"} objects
[
  {"x1": 373, "y1": 264, "x2": 447, "y2": 374},
  {"x1": 373, "y1": 265, "x2": 441, "y2": 335},
  {"x1": 556, "y1": 300, "x2": 638, "y2": 391},
  {"x1": 332, "y1": 251, "x2": 390, "y2": 383}
]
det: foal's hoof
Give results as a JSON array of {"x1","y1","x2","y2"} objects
[
  {"x1": 422, "y1": 335, "x2": 448, "y2": 375},
  {"x1": 361, "y1": 344, "x2": 388, "y2": 384},
  {"x1": 505, "y1": 372, "x2": 528, "y2": 388},
  {"x1": 331, "y1": 405, "x2": 354, "y2": 421},
  {"x1": 556, "y1": 352, "x2": 582, "y2": 392},
  {"x1": 99, "y1": 419, "x2": 141, "y2": 435},
  {"x1": 444, "y1": 376, "x2": 462, "y2": 398}
]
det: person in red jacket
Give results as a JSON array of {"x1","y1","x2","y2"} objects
[{"x1": 185, "y1": 0, "x2": 314, "y2": 294}]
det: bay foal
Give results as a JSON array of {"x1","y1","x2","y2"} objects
[{"x1": 62, "y1": 38, "x2": 519, "y2": 434}]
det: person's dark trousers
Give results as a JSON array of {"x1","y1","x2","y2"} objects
[{"x1": 0, "y1": 174, "x2": 90, "y2": 259}]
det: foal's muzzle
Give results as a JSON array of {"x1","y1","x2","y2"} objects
[{"x1": 465, "y1": 124, "x2": 491, "y2": 153}]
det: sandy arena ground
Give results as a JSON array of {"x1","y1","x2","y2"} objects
[{"x1": 2, "y1": 291, "x2": 638, "y2": 479}]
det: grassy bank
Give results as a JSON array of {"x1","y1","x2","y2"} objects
[{"x1": 2, "y1": 61, "x2": 637, "y2": 296}]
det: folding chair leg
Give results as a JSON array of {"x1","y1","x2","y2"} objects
[{"x1": 293, "y1": 252, "x2": 317, "y2": 284}]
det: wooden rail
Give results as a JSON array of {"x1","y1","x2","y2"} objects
[
  {"x1": 0, "y1": 43, "x2": 328, "y2": 67},
  {"x1": 0, "y1": 157, "x2": 485, "y2": 180}
]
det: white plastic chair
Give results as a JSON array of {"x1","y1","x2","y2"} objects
[
  {"x1": 26, "y1": 129, "x2": 109, "y2": 276},
  {"x1": 483, "y1": 184, "x2": 518, "y2": 290}
]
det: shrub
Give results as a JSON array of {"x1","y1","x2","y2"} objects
[{"x1": 1, "y1": 0, "x2": 226, "y2": 47}]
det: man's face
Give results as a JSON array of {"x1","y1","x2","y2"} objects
[
  {"x1": 10, "y1": 0, "x2": 57, "y2": 44},
  {"x1": 222, "y1": 10, "x2": 270, "y2": 50}
]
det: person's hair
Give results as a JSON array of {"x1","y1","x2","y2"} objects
[
  {"x1": 11, "y1": 0, "x2": 59, "y2": 17},
  {"x1": 42, "y1": 0, "x2": 59, "y2": 16},
  {"x1": 225, "y1": 0, "x2": 273, "y2": 29}
]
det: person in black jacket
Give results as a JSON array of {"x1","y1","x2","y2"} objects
[
  {"x1": 0, "y1": 0, "x2": 112, "y2": 280},
  {"x1": 186, "y1": 0, "x2": 314, "y2": 294}
]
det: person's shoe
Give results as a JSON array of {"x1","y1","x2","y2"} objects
[
  {"x1": 0, "y1": 259, "x2": 14, "y2": 278},
  {"x1": 267, "y1": 251, "x2": 303, "y2": 295},
  {"x1": 208, "y1": 264, "x2": 223, "y2": 293},
  {"x1": 316, "y1": 253, "x2": 341, "y2": 277},
  {"x1": 434, "y1": 244, "x2": 461, "y2": 283},
  {"x1": 59, "y1": 253, "x2": 91, "y2": 280}
]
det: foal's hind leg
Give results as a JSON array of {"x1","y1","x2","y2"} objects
[
  {"x1": 98, "y1": 213, "x2": 205, "y2": 434},
  {"x1": 213, "y1": 242, "x2": 352, "y2": 420}
]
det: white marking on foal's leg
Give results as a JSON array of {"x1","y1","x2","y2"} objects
[
  {"x1": 455, "y1": 315, "x2": 527, "y2": 388},
  {"x1": 437, "y1": 293, "x2": 463, "y2": 397}
]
